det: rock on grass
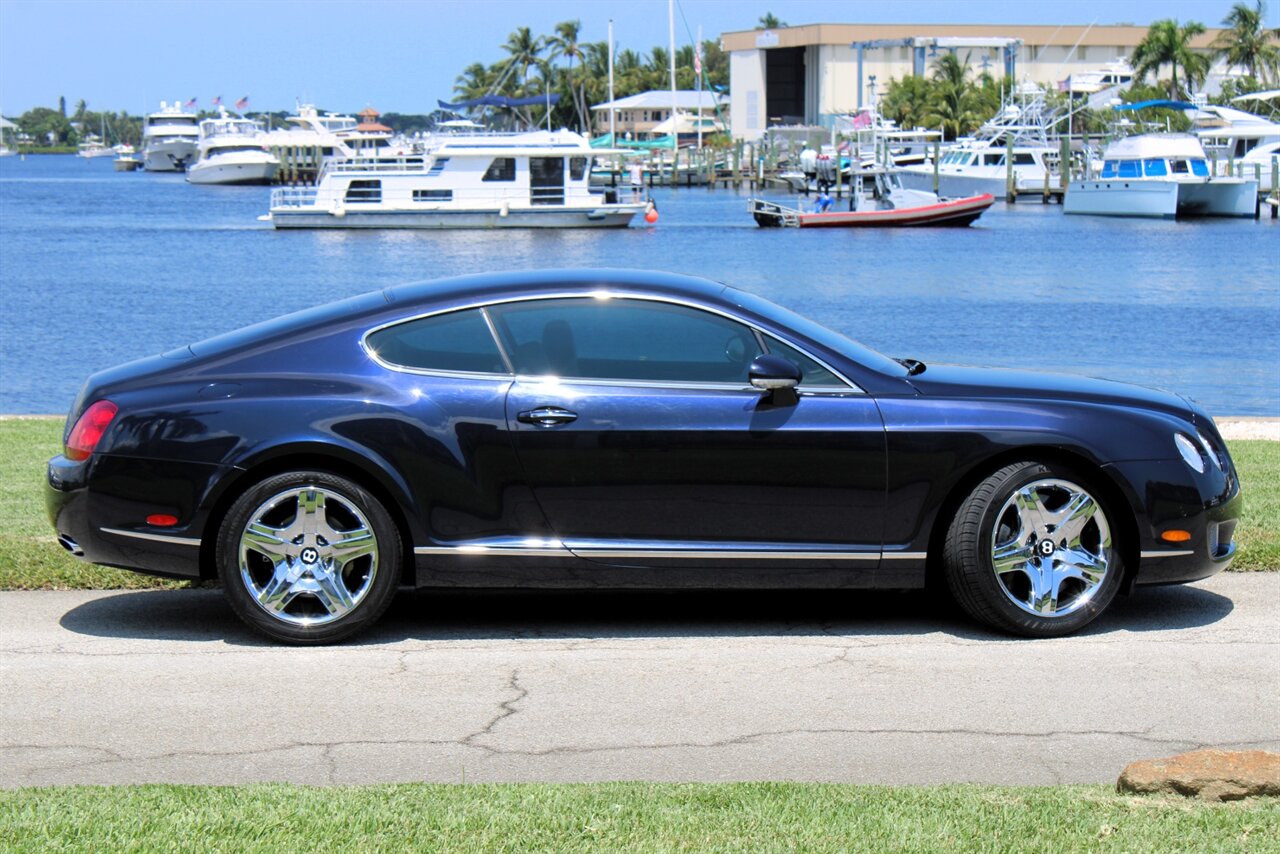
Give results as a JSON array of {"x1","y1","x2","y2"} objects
[{"x1": 1118, "y1": 749, "x2": 1280, "y2": 801}]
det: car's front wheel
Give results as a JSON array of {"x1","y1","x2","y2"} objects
[
  {"x1": 943, "y1": 461, "x2": 1123, "y2": 637},
  {"x1": 215, "y1": 471, "x2": 402, "y2": 644}
]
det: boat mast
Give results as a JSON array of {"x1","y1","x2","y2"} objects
[
  {"x1": 608, "y1": 19, "x2": 616, "y2": 143},
  {"x1": 668, "y1": 0, "x2": 677, "y2": 152},
  {"x1": 696, "y1": 24, "x2": 703, "y2": 150}
]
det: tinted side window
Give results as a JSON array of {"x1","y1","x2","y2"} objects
[
  {"x1": 367, "y1": 309, "x2": 506, "y2": 374},
  {"x1": 764, "y1": 336, "x2": 846, "y2": 387},
  {"x1": 488, "y1": 299, "x2": 763, "y2": 383}
]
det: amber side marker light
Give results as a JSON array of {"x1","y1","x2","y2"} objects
[
  {"x1": 1161, "y1": 530, "x2": 1192, "y2": 543},
  {"x1": 146, "y1": 514, "x2": 179, "y2": 527},
  {"x1": 65, "y1": 400, "x2": 118, "y2": 461}
]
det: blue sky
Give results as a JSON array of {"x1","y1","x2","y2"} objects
[{"x1": 1, "y1": 0, "x2": 1274, "y2": 115}]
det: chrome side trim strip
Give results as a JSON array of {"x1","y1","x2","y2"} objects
[
  {"x1": 880, "y1": 552, "x2": 929, "y2": 560},
  {"x1": 1140, "y1": 549, "x2": 1196, "y2": 559},
  {"x1": 414, "y1": 546, "x2": 568, "y2": 557},
  {"x1": 100, "y1": 528, "x2": 202, "y2": 547},
  {"x1": 574, "y1": 549, "x2": 880, "y2": 560}
]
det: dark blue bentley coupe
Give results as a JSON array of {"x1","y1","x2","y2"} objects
[{"x1": 47, "y1": 269, "x2": 1241, "y2": 643}]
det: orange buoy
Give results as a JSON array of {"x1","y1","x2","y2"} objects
[{"x1": 644, "y1": 207, "x2": 659, "y2": 224}]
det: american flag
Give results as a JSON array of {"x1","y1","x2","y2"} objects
[
  {"x1": 235, "y1": 96, "x2": 249, "y2": 110},
  {"x1": 694, "y1": 44, "x2": 702, "y2": 76},
  {"x1": 850, "y1": 110, "x2": 873, "y2": 130},
  {"x1": 185, "y1": 97, "x2": 197, "y2": 108},
  {"x1": 212, "y1": 96, "x2": 222, "y2": 107}
]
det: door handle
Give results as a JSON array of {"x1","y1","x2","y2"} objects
[{"x1": 517, "y1": 407, "x2": 578, "y2": 426}]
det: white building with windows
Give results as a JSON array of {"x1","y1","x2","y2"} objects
[
  {"x1": 591, "y1": 90, "x2": 727, "y2": 140},
  {"x1": 721, "y1": 23, "x2": 1230, "y2": 140}
]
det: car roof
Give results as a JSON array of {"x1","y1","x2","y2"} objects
[{"x1": 383, "y1": 268, "x2": 730, "y2": 310}]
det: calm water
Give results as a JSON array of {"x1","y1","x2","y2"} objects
[{"x1": 1, "y1": 154, "x2": 1277, "y2": 415}]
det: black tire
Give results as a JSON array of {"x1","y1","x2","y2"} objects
[
  {"x1": 215, "y1": 471, "x2": 402, "y2": 644},
  {"x1": 943, "y1": 460, "x2": 1124, "y2": 637}
]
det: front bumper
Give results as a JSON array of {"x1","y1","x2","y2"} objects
[
  {"x1": 47, "y1": 453, "x2": 231, "y2": 580},
  {"x1": 1104, "y1": 457, "x2": 1243, "y2": 587}
]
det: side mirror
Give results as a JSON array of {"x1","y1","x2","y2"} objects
[{"x1": 749, "y1": 354, "x2": 802, "y2": 405}]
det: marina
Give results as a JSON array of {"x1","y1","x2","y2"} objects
[{"x1": 1, "y1": 153, "x2": 1276, "y2": 419}]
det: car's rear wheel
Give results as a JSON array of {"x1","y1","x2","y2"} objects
[
  {"x1": 215, "y1": 471, "x2": 401, "y2": 644},
  {"x1": 943, "y1": 461, "x2": 1123, "y2": 637}
]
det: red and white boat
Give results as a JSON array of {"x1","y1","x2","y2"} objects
[{"x1": 750, "y1": 168, "x2": 994, "y2": 228}]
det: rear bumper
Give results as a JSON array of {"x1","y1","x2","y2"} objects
[{"x1": 46, "y1": 453, "x2": 231, "y2": 580}]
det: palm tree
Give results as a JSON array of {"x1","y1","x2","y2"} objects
[
  {"x1": 548, "y1": 20, "x2": 587, "y2": 131},
  {"x1": 498, "y1": 26, "x2": 546, "y2": 126},
  {"x1": 926, "y1": 53, "x2": 983, "y2": 139},
  {"x1": 1130, "y1": 19, "x2": 1211, "y2": 99},
  {"x1": 757, "y1": 13, "x2": 786, "y2": 29},
  {"x1": 1213, "y1": 1, "x2": 1280, "y2": 85}
]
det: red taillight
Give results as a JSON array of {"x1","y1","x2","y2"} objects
[{"x1": 65, "y1": 401, "x2": 118, "y2": 461}]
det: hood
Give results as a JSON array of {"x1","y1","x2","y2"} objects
[{"x1": 906, "y1": 364, "x2": 1193, "y2": 419}]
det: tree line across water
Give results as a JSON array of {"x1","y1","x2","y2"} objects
[{"x1": 4, "y1": 5, "x2": 1275, "y2": 148}]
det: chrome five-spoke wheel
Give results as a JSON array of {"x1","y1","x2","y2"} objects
[
  {"x1": 989, "y1": 479, "x2": 1111, "y2": 618},
  {"x1": 217, "y1": 471, "x2": 401, "y2": 644},
  {"x1": 239, "y1": 485, "x2": 379, "y2": 626},
  {"x1": 943, "y1": 461, "x2": 1124, "y2": 637}
]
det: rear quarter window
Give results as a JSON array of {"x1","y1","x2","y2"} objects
[{"x1": 366, "y1": 309, "x2": 507, "y2": 374}]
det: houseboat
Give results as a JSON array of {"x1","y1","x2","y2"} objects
[{"x1": 265, "y1": 130, "x2": 649, "y2": 229}]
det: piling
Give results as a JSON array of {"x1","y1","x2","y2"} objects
[
  {"x1": 1272, "y1": 156, "x2": 1279, "y2": 219},
  {"x1": 932, "y1": 139, "x2": 940, "y2": 195},
  {"x1": 1005, "y1": 133, "x2": 1016, "y2": 203}
]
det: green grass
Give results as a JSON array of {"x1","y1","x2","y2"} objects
[
  {"x1": 0, "y1": 783, "x2": 1276, "y2": 853},
  {"x1": 1232, "y1": 440, "x2": 1280, "y2": 570},
  {"x1": 1, "y1": 418, "x2": 1276, "y2": 589},
  {"x1": 0, "y1": 417, "x2": 183, "y2": 590}
]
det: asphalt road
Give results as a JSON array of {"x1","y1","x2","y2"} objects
[{"x1": 2, "y1": 574, "x2": 1277, "y2": 787}]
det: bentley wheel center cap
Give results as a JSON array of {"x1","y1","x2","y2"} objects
[
  {"x1": 300, "y1": 547, "x2": 320, "y2": 564},
  {"x1": 1037, "y1": 539, "x2": 1057, "y2": 558}
]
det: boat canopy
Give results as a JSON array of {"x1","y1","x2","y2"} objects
[
  {"x1": 438, "y1": 94, "x2": 560, "y2": 110},
  {"x1": 590, "y1": 133, "x2": 676, "y2": 150},
  {"x1": 1114, "y1": 100, "x2": 1197, "y2": 112}
]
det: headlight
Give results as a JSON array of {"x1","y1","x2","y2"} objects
[
  {"x1": 1174, "y1": 433, "x2": 1205, "y2": 473},
  {"x1": 1195, "y1": 429, "x2": 1224, "y2": 472}
]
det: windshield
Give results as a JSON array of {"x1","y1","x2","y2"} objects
[{"x1": 725, "y1": 287, "x2": 908, "y2": 377}]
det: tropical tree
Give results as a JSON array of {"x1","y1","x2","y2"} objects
[
  {"x1": 757, "y1": 13, "x2": 786, "y2": 29},
  {"x1": 498, "y1": 26, "x2": 546, "y2": 125},
  {"x1": 925, "y1": 52, "x2": 985, "y2": 138},
  {"x1": 548, "y1": 19, "x2": 587, "y2": 131},
  {"x1": 1213, "y1": 1, "x2": 1280, "y2": 85},
  {"x1": 880, "y1": 75, "x2": 933, "y2": 128},
  {"x1": 1130, "y1": 19, "x2": 1211, "y2": 99}
]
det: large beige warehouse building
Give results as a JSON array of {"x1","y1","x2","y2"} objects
[{"x1": 721, "y1": 23, "x2": 1228, "y2": 139}]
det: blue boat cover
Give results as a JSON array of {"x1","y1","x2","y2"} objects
[
  {"x1": 438, "y1": 94, "x2": 561, "y2": 109},
  {"x1": 1113, "y1": 100, "x2": 1197, "y2": 111}
]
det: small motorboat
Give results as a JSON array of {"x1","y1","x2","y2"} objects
[{"x1": 749, "y1": 167, "x2": 994, "y2": 228}]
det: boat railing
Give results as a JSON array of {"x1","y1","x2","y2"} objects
[
  {"x1": 271, "y1": 187, "x2": 319, "y2": 208},
  {"x1": 322, "y1": 156, "x2": 429, "y2": 175}
]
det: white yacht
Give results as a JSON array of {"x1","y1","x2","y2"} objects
[
  {"x1": 896, "y1": 84, "x2": 1063, "y2": 197},
  {"x1": 76, "y1": 136, "x2": 114, "y2": 158},
  {"x1": 266, "y1": 130, "x2": 648, "y2": 229},
  {"x1": 187, "y1": 109, "x2": 279, "y2": 185},
  {"x1": 1064, "y1": 134, "x2": 1258, "y2": 218},
  {"x1": 1193, "y1": 103, "x2": 1280, "y2": 192},
  {"x1": 262, "y1": 105, "x2": 360, "y2": 160},
  {"x1": 141, "y1": 101, "x2": 200, "y2": 171},
  {"x1": 1060, "y1": 59, "x2": 1135, "y2": 100}
]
